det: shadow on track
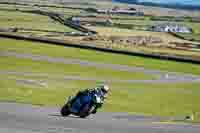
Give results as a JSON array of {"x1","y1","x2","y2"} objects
[{"x1": 48, "y1": 114, "x2": 89, "y2": 119}]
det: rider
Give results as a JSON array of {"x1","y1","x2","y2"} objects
[{"x1": 70, "y1": 85, "x2": 110, "y2": 114}]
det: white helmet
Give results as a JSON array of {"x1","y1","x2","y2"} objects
[{"x1": 100, "y1": 85, "x2": 109, "y2": 93}]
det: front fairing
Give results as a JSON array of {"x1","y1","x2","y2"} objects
[{"x1": 70, "y1": 93, "x2": 92, "y2": 114}]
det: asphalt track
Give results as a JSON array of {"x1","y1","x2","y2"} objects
[{"x1": 0, "y1": 102, "x2": 200, "y2": 133}]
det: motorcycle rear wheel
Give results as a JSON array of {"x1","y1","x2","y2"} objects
[{"x1": 60, "y1": 104, "x2": 71, "y2": 117}]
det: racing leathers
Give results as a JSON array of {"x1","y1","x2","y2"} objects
[{"x1": 69, "y1": 87, "x2": 107, "y2": 114}]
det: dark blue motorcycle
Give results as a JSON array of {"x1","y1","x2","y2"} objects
[{"x1": 60, "y1": 91, "x2": 104, "y2": 118}]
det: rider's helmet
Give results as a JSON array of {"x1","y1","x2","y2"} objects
[{"x1": 99, "y1": 85, "x2": 109, "y2": 94}]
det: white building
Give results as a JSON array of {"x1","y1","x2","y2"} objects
[{"x1": 150, "y1": 23, "x2": 192, "y2": 33}]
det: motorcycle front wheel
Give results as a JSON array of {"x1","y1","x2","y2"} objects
[{"x1": 79, "y1": 105, "x2": 96, "y2": 118}]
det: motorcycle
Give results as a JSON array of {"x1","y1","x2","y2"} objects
[{"x1": 60, "y1": 91, "x2": 104, "y2": 118}]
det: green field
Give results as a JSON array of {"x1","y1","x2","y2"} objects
[
  {"x1": 175, "y1": 33, "x2": 200, "y2": 43},
  {"x1": 0, "y1": 10, "x2": 76, "y2": 33}
]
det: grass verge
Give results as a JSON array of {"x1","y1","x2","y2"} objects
[
  {"x1": 0, "y1": 56, "x2": 154, "y2": 80},
  {"x1": 1, "y1": 37, "x2": 200, "y2": 75}
]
